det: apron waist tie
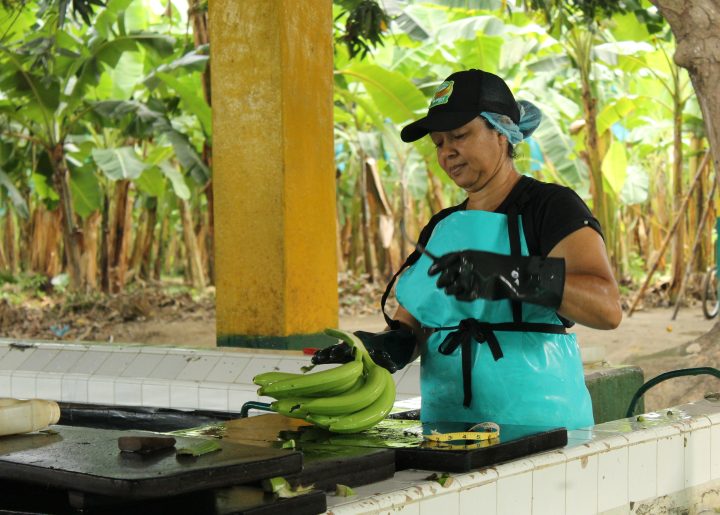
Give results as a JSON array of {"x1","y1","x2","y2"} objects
[{"x1": 435, "y1": 319, "x2": 567, "y2": 408}]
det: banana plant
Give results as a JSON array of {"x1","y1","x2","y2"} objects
[{"x1": 0, "y1": 0, "x2": 175, "y2": 289}]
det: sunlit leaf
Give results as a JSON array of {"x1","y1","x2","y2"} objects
[
  {"x1": 601, "y1": 139, "x2": 627, "y2": 195},
  {"x1": 92, "y1": 147, "x2": 146, "y2": 181},
  {"x1": 339, "y1": 63, "x2": 427, "y2": 124}
]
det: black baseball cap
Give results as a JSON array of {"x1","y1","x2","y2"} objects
[{"x1": 401, "y1": 69, "x2": 520, "y2": 143}]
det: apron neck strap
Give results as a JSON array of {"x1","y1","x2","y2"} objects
[
  {"x1": 506, "y1": 203, "x2": 523, "y2": 324},
  {"x1": 381, "y1": 250, "x2": 418, "y2": 329}
]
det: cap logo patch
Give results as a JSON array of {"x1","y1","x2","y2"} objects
[{"x1": 429, "y1": 81, "x2": 454, "y2": 108}]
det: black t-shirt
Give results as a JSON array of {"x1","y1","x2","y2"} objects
[{"x1": 416, "y1": 175, "x2": 602, "y2": 257}]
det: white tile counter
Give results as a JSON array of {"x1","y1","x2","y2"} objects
[
  {"x1": 1, "y1": 338, "x2": 720, "y2": 514},
  {"x1": 0, "y1": 338, "x2": 423, "y2": 411},
  {"x1": 325, "y1": 401, "x2": 720, "y2": 514}
]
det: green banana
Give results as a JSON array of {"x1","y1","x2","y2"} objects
[
  {"x1": 328, "y1": 367, "x2": 396, "y2": 434},
  {"x1": 303, "y1": 373, "x2": 362, "y2": 398},
  {"x1": 262, "y1": 368, "x2": 361, "y2": 400},
  {"x1": 306, "y1": 374, "x2": 365, "y2": 400},
  {"x1": 271, "y1": 398, "x2": 309, "y2": 419},
  {"x1": 257, "y1": 328, "x2": 395, "y2": 435},
  {"x1": 298, "y1": 364, "x2": 385, "y2": 416},
  {"x1": 270, "y1": 375, "x2": 362, "y2": 412},
  {"x1": 305, "y1": 413, "x2": 339, "y2": 429},
  {"x1": 253, "y1": 371, "x2": 300, "y2": 387},
  {"x1": 258, "y1": 360, "x2": 363, "y2": 398}
]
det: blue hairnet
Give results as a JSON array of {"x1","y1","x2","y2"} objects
[{"x1": 480, "y1": 100, "x2": 542, "y2": 145}]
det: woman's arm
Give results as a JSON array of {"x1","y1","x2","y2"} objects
[{"x1": 548, "y1": 226, "x2": 622, "y2": 330}]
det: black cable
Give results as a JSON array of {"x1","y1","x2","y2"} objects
[
  {"x1": 625, "y1": 367, "x2": 720, "y2": 418},
  {"x1": 240, "y1": 401, "x2": 273, "y2": 418}
]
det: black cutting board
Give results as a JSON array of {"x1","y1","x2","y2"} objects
[
  {"x1": 0, "y1": 477, "x2": 327, "y2": 515},
  {"x1": 292, "y1": 421, "x2": 567, "y2": 473},
  {"x1": 0, "y1": 425, "x2": 302, "y2": 500},
  {"x1": 289, "y1": 444, "x2": 395, "y2": 491},
  {"x1": 395, "y1": 424, "x2": 568, "y2": 472},
  {"x1": 177, "y1": 415, "x2": 397, "y2": 491}
]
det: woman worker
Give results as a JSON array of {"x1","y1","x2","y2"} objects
[{"x1": 315, "y1": 69, "x2": 622, "y2": 430}]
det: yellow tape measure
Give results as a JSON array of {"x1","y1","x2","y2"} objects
[{"x1": 422, "y1": 422, "x2": 500, "y2": 450}]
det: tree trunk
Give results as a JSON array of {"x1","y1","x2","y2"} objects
[
  {"x1": 335, "y1": 168, "x2": 347, "y2": 273},
  {"x1": 100, "y1": 193, "x2": 110, "y2": 292},
  {"x1": 652, "y1": 0, "x2": 720, "y2": 200},
  {"x1": 349, "y1": 184, "x2": 362, "y2": 274},
  {"x1": 80, "y1": 211, "x2": 101, "y2": 290},
  {"x1": 359, "y1": 156, "x2": 377, "y2": 282},
  {"x1": 153, "y1": 214, "x2": 169, "y2": 281},
  {"x1": 427, "y1": 172, "x2": 445, "y2": 214},
  {"x1": 3, "y1": 211, "x2": 16, "y2": 274},
  {"x1": 689, "y1": 136, "x2": 708, "y2": 272},
  {"x1": 0, "y1": 220, "x2": 7, "y2": 272},
  {"x1": 128, "y1": 209, "x2": 148, "y2": 276},
  {"x1": 190, "y1": 0, "x2": 214, "y2": 286},
  {"x1": 566, "y1": 28, "x2": 616, "y2": 273},
  {"x1": 140, "y1": 201, "x2": 158, "y2": 281},
  {"x1": 179, "y1": 198, "x2": 206, "y2": 290},
  {"x1": 399, "y1": 163, "x2": 413, "y2": 259},
  {"x1": 204, "y1": 180, "x2": 214, "y2": 285},
  {"x1": 30, "y1": 205, "x2": 62, "y2": 278},
  {"x1": 107, "y1": 180, "x2": 132, "y2": 293},
  {"x1": 669, "y1": 89, "x2": 685, "y2": 302},
  {"x1": 340, "y1": 208, "x2": 353, "y2": 272},
  {"x1": 50, "y1": 145, "x2": 84, "y2": 290},
  {"x1": 648, "y1": 161, "x2": 668, "y2": 270},
  {"x1": 365, "y1": 157, "x2": 395, "y2": 280}
]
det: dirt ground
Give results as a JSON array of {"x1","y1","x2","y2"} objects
[{"x1": 2, "y1": 282, "x2": 720, "y2": 413}]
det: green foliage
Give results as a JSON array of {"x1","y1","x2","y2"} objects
[
  {"x1": 0, "y1": 0, "x2": 211, "y2": 290},
  {"x1": 0, "y1": 272, "x2": 50, "y2": 302},
  {"x1": 331, "y1": 0, "x2": 707, "y2": 282},
  {"x1": 335, "y1": 0, "x2": 390, "y2": 59}
]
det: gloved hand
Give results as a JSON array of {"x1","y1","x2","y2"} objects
[
  {"x1": 427, "y1": 250, "x2": 565, "y2": 309},
  {"x1": 311, "y1": 326, "x2": 416, "y2": 373}
]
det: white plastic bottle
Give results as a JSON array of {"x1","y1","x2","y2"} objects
[{"x1": 0, "y1": 398, "x2": 61, "y2": 437}]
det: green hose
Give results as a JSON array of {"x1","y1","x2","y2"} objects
[{"x1": 625, "y1": 367, "x2": 720, "y2": 418}]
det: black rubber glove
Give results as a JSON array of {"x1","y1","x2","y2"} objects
[
  {"x1": 427, "y1": 250, "x2": 565, "y2": 310},
  {"x1": 311, "y1": 326, "x2": 416, "y2": 373}
]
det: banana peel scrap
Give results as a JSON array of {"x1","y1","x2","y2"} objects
[
  {"x1": 262, "y1": 477, "x2": 314, "y2": 499},
  {"x1": 335, "y1": 484, "x2": 356, "y2": 497}
]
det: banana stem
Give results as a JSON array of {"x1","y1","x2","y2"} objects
[{"x1": 323, "y1": 328, "x2": 372, "y2": 367}]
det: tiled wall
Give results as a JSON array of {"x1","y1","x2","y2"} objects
[
  {"x1": 325, "y1": 399, "x2": 720, "y2": 515},
  {"x1": 0, "y1": 339, "x2": 423, "y2": 411}
]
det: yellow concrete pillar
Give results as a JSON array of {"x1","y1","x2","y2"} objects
[{"x1": 209, "y1": 0, "x2": 338, "y2": 348}]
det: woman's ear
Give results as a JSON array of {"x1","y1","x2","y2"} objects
[{"x1": 497, "y1": 132, "x2": 507, "y2": 149}]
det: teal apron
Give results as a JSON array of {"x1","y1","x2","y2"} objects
[{"x1": 390, "y1": 205, "x2": 594, "y2": 430}]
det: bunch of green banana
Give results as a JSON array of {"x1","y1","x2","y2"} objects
[{"x1": 252, "y1": 328, "x2": 396, "y2": 434}]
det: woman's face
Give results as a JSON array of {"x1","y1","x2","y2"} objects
[{"x1": 429, "y1": 117, "x2": 506, "y2": 192}]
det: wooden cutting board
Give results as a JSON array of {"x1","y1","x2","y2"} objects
[{"x1": 0, "y1": 425, "x2": 302, "y2": 500}]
